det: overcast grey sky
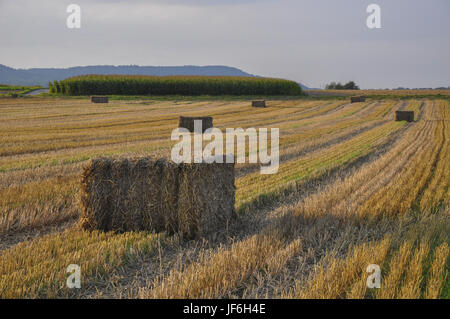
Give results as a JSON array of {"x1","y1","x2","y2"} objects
[{"x1": 1, "y1": 0, "x2": 449, "y2": 88}]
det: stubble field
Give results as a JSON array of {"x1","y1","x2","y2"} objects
[{"x1": 0, "y1": 94, "x2": 448, "y2": 298}]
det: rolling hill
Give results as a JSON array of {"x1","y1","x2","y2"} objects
[{"x1": 0, "y1": 64, "x2": 309, "y2": 89}]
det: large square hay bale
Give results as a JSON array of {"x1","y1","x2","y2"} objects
[
  {"x1": 252, "y1": 100, "x2": 266, "y2": 107},
  {"x1": 91, "y1": 96, "x2": 109, "y2": 103},
  {"x1": 395, "y1": 111, "x2": 414, "y2": 122},
  {"x1": 350, "y1": 96, "x2": 366, "y2": 103},
  {"x1": 177, "y1": 161, "x2": 235, "y2": 238},
  {"x1": 179, "y1": 116, "x2": 213, "y2": 133},
  {"x1": 80, "y1": 158, "x2": 165, "y2": 232},
  {"x1": 80, "y1": 157, "x2": 235, "y2": 239}
]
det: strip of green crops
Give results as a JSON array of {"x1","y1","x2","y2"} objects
[
  {"x1": 0, "y1": 85, "x2": 41, "y2": 97},
  {"x1": 236, "y1": 121, "x2": 406, "y2": 212},
  {"x1": 49, "y1": 75, "x2": 303, "y2": 96}
]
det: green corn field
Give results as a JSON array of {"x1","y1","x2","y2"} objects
[{"x1": 48, "y1": 75, "x2": 304, "y2": 96}]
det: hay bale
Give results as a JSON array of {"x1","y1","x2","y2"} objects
[
  {"x1": 252, "y1": 100, "x2": 266, "y2": 107},
  {"x1": 177, "y1": 160, "x2": 235, "y2": 239},
  {"x1": 159, "y1": 160, "x2": 180, "y2": 234},
  {"x1": 91, "y1": 96, "x2": 109, "y2": 103},
  {"x1": 351, "y1": 96, "x2": 366, "y2": 103},
  {"x1": 395, "y1": 111, "x2": 414, "y2": 122},
  {"x1": 80, "y1": 157, "x2": 235, "y2": 239},
  {"x1": 124, "y1": 158, "x2": 164, "y2": 232},
  {"x1": 179, "y1": 116, "x2": 213, "y2": 133},
  {"x1": 80, "y1": 159, "x2": 114, "y2": 231},
  {"x1": 81, "y1": 158, "x2": 164, "y2": 232}
]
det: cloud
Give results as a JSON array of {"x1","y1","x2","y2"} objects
[
  {"x1": 0, "y1": 0, "x2": 449, "y2": 88},
  {"x1": 86, "y1": 0, "x2": 271, "y2": 5}
]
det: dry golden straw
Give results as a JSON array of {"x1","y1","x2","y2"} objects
[{"x1": 80, "y1": 157, "x2": 235, "y2": 239}]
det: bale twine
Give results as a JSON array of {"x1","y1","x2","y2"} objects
[
  {"x1": 252, "y1": 100, "x2": 266, "y2": 107},
  {"x1": 179, "y1": 116, "x2": 213, "y2": 133},
  {"x1": 395, "y1": 111, "x2": 414, "y2": 122},
  {"x1": 351, "y1": 96, "x2": 366, "y2": 103},
  {"x1": 91, "y1": 96, "x2": 109, "y2": 103},
  {"x1": 80, "y1": 157, "x2": 235, "y2": 239}
]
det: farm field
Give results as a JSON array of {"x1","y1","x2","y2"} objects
[
  {"x1": 0, "y1": 95, "x2": 448, "y2": 299},
  {"x1": 0, "y1": 85, "x2": 42, "y2": 97},
  {"x1": 306, "y1": 89, "x2": 450, "y2": 98}
]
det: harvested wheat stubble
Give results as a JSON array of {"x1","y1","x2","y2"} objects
[
  {"x1": 80, "y1": 157, "x2": 235, "y2": 239},
  {"x1": 91, "y1": 96, "x2": 109, "y2": 103},
  {"x1": 395, "y1": 111, "x2": 414, "y2": 122},
  {"x1": 179, "y1": 116, "x2": 213, "y2": 133},
  {"x1": 252, "y1": 100, "x2": 266, "y2": 107},
  {"x1": 351, "y1": 96, "x2": 366, "y2": 103}
]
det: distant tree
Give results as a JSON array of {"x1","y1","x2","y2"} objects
[
  {"x1": 325, "y1": 81, "x2": 359, "y2": 90},
  {"x1": 325, "y1": 82, "x2": 337, "y2": 90},
  {"x1": 343, "y1": 81, "x2": 359, "y2": 90},
  {"x1": 335, "y1": 82, "x2": 344, "y2": 90}
]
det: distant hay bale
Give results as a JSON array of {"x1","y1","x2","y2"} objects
[
  {"x1": 91, "y1": 96, "x2": 109, "y2": 103},
  {"x1": 351, "y1": 96, "x2": 366, "y2": 103},
  {"x1": 395, "y1": 111, "x2": 414, "y2": 122},
  {"x1": 252, "y1": 100, "x2": 266, "y2": 107},
  {"x1": 80, "y1": 157, "x2": 235, "y2": 239},
  {"x1": 179, "y1": 116, "x2": 213, "y2": 133}
]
